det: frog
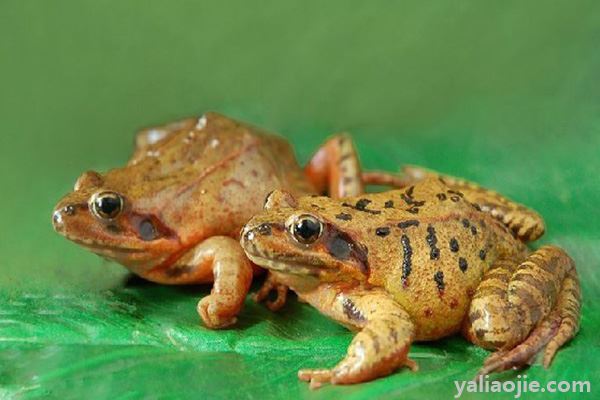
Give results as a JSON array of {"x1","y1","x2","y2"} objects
[
  {"x1": 240, "y1": 167, "x2": 581, "y2": 388},
  {"x1": 52, "y1": 112, "x2": 402, "y2": 328}
]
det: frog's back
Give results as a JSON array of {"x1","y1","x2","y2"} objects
[
  {"x1": 312, "y1": 177, "x2": 524, "y2": 340},
  {"x1": 106, "y1": 112, "x2": 314, "y2": 243}
]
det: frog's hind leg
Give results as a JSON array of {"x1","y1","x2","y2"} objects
[
  {"x1": 304, "y1": 134, "x2": 365, "y2": 198},
  {"x1": 361, "y1": 171, "x2": 412, "y2": 188},
  {"x1": 401, "y1": 165, "x2": 545, "y2": 243},
  {"x1": 463, "y1": 246, "x2": 581, "y2": 375},
  {"x1": 297, "y1": 286, "x2": 417, "y2": 388},
  {"x1": 305, "y1": 134, "x2": 409, "y2": 198}
]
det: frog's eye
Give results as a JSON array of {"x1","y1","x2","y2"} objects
[
  {"x1": 290, "y1": 214, "x2": 323, "y2": 244},
  {"x1": 91, "y1": 191, "x2": 124, "y2": 220}
]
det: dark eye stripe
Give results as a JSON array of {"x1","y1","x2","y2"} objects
[
  {"x1": 139, "y1": 219, "x2": 158, "y2": 241},
  {"x1": 327, "y1": 235, "x2": 352, "y2": 260}
]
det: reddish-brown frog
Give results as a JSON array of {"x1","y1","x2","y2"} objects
[
  {"x1": 52, "y1": 112, "x2": 398, "y2": 328},
  {"x1": 241, "y1": 168, "x2": 581, "y2": 387}
]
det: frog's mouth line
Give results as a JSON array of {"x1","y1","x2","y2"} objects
[
  {"x1": 68, "y1": 237, "x2": 146, "y2": 254},
  {"x1": 245, "y1": 252, "x2": 323, "y2": 277}
]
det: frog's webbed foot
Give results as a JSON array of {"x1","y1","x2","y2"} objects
[
  {"x1": 296, "y1": 286, "x2": 417, "y2": 388},
  {"x1": 477, "y1": 314, "x2": 560, "y2": 376},
  {"x1": 464, "y1": 246, "x2": 581, "y2": 376},
  {"x1": 298, "y1": 357, "x2": 419, "y2": 389},
  {"x1": 198, "y1": 296, "x2": 236, "y2": 328},
  {"x1": 253, "y1": 272, "x2": 288, "y2": 312},
  {"x1": 298, "y1": 369, "x2": 332, "y2": 390}
]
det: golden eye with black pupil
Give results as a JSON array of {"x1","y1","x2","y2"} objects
[
  {"x1": 291, "y1": 214, "x2": 323, "y2": 244},
  {"x1": 91, "y1": 192, "x2": 123, "y2": 220}
]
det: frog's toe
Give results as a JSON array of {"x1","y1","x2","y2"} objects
[
  {"x1": 253, "y1": 274, "x2": 289, "y2": 312},
  {"x1": 298, "y1": 369, "x2": 332, "y2": 390},
  {"x1": 265, "y1": 284, "x2": 288, "y2": 311},
  {"x1": 253, "y1": 286, "x2": 288, "y2": 312},
  {"x1": 197, "y1": 295, "x2": 237, "y2": 329},
  {"x1": 405, "y1": 357, "x2": 419, "y2": 372},
  {"x1": 477, "y1": 315, "x2": 560, "y2": 377}
]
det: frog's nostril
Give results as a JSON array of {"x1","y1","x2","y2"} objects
[
  {"x1": 243, "y1": 229, "x2": 255, "y2": 243},
  {"x1": 52, "y1": 205, "x2": 75, "y2": 231},
  {"x1": 242, "y1": 223, "x2": 272, "y2": 244},
  {"x1": 63, "y1": 205, "x2": 76, "y2": 216},
  {"x1": 256, "y1": 223, "x2": 272, "y2": 236}
]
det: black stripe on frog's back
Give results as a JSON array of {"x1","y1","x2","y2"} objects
[
  {"x1": 426, "y1": 225, "x2": 440, "y2": 260},
  {"x1": 342, "y1": 199, "x2": 381, "y2": 215},
  {"x1": 398, "y1": 220, "x2": 420, "y2": 229},
  {"x1": 323, "y1": 222, "x2": 370, "y2": 276},
  {"x1": 400, "y1": 234, "x2": 412, "y2": 287}
]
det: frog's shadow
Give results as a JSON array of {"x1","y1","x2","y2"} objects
[
  {"x1": 118, "y1": 273, "x2": 277, "y2": 331},
  {"x1": 121, "y1": 273, "x2": 154, "y2": 287}
]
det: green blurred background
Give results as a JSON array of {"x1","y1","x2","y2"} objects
[{"x1": 1, "y1": 1, "x2": 599, "y2": 399}]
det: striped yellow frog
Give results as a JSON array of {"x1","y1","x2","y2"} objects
[{"x1": 241, "y1": 168, "x2": 581, "y2": 388}]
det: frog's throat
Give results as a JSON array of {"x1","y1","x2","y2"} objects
[{"x1": 245, "y1": 253, "x2": 323, "y2": 277}]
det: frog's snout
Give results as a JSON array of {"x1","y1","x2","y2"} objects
[
  {"x1": 241, "y1": 226, "x2": 254, "y2": 244},
  {"x1": 240, "y1": 221, "x2": 278, "y2": 254},
  {"x1": 241, "y1": 223, "x2": 267, "y2": 246},
  {"x1": 51, "y1": 204, "x2": 76, "y2": 232},
  {"x1": 52, "y1": 210, "x2": 63, "y2": 231}
]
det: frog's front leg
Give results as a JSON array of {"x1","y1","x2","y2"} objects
[
  {"x1": 252, "y1": 271, "x2": 288, "y2": 311},
  {"x1": 149, "y1": 236, "x2": 253, "y2": 329},
  {"x1": 463, "y1": 246, "x2": 581, "y2": 375},
  {"x1": 296, "y1": 285, "x2": 417, "y2": 388},
  {"x1": 193, "y1": 237, "x2": 254, "y2": 329}
]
